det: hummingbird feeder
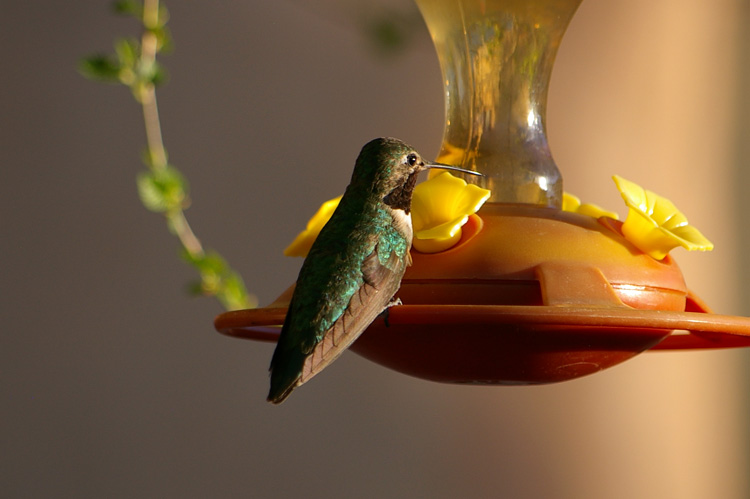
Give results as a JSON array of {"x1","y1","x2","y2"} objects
[{"x1": 214, "y1": 0, "x2": 750, "y2": 385}]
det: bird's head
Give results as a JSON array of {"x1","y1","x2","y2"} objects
[{"x1": 351, "y1": 137, "x2": 480, "y2": 214}]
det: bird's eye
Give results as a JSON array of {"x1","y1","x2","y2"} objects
[{"x1": 406, "y1": 153, "x2": 418, "y2": 167}]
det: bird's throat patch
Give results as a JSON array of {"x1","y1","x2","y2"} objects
[{"x1": 383, "y1": 172, "x2": 418, "y2": 214}]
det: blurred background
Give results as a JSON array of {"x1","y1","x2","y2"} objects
[{"x1": 2, "y1": 0, "x2": 749, "y2": 497}]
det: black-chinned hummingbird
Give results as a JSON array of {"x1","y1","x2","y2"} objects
[{"x1": 268, "y1": 137, "x2": 481, "y2": 403}]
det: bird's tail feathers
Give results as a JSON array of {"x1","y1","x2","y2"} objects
[{"x1": 267, "y1": 349, "x2": 305, "y2": 404}]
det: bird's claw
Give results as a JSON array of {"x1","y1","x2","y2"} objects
[{"x1": 380, "y1": 297, "x2": 403, "y2": 327}]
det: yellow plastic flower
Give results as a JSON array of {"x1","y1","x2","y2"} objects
[
  {"x1": 613, "y1": 175, "x2": 713, "y2": 260},
  {"x1": 411, "y1": 172, "x2": 491, "y2": 253},
  {"x1": 562, "y1": 192, "x2": 619, "y2": 220},
  {"x1": 283, "y1": 195, "x2": 342, "y2": 257}
]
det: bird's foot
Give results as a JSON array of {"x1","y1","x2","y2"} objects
[{"x1": 380, "y1": 297, "x2": 402, "y2": 327}]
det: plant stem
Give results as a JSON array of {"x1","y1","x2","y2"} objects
[
  {"x1": 169, "y1": 210, "x2": 205, "y2": 257},
  {"x1": 143, "y1": 0, "x2": 161, "y2": 29},
  {"x1": 141, "y1": 85, "x2": 168, "y2": 169},
  {"x1": 139, "y1": 0, "x2": 205, "y2": 259},
  {"x1": 140, "y1": 0, "x2": 168, "y2": 169}
]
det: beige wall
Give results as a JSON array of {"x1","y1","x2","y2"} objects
[{"x1": 547, "y1": 0, "x2": 748, "y2": 495}]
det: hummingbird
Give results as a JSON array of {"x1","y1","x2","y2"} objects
[{"x1": 268, "y1": 137, "x2": 482, "y2": 404}]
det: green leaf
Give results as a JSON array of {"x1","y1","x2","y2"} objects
[
  {"x1": 150, "y1": 26, "x2": 174, "y2": 54},
  {"x1": 132, "y1": 57, "x2": 167, "y2": 88},
  {"x1": 185, "y1": 280, "x2": 205, "y2": 297},
  {"x1": 181, "y1": 250, "x2": 256, "y2": 309},
  {"x1": 217, "y1": 273, "x2": 257, "y2": 310},
  {"x1": 147, "y1": 61, "x2": 168, "y2": 86},
  {"x1": 78, "y1": 55, "x2": 121, "y2": 82},
  {"x1": 183, "y1": 250, "x2": 228, "y2": 275},
  {"x1": 137, "y1": 171, "x2": 167, "y2": 212},
  {"x1": 136, "y1": 166, "x2": 187, "y2": 213},
  {"x1": 363, "y1": 9, "x2": 421, "y2": 57},
  {"x1": 112, "y1": 0, "x2": 142, "y2": 18},
  {"x1": 156, "y1": 4, "x2": 170, "y2": 29},
  {"x1": 370, "y1": 18, "x2": 405, "y2": 52},
  {"x1": 114, "y1": 38, "x2": 139, "y2": 69}
]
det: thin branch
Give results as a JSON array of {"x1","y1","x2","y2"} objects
[
  {"x1": 139, "y1": 0, "x2": 204, "y2": 258},
  {"x1": 82, "y1": 0, "x2": 255, "y2": 310},
  {"x1": 140, "y1": 1, "x2": 168, "y2": 169}
]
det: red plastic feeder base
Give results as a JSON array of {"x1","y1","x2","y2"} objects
[{"x1": 215, "y1": 205, "x2": 750, "y2": 384}]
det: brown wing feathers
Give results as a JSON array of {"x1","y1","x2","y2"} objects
[{"x1": 300, "y1": 246, "x2": 402, "y2": 384}]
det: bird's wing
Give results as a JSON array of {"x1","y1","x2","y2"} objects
[
  {"x1": 298, "y1": 242, "x2": 405, "y2": 385},
  {"x1": 268, "y1": 204, "x2": 409, "y2": 403}
]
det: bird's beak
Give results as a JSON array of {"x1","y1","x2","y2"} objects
[{"x1": 424, "y1": 162, "x2": 483, "y2": 177}]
